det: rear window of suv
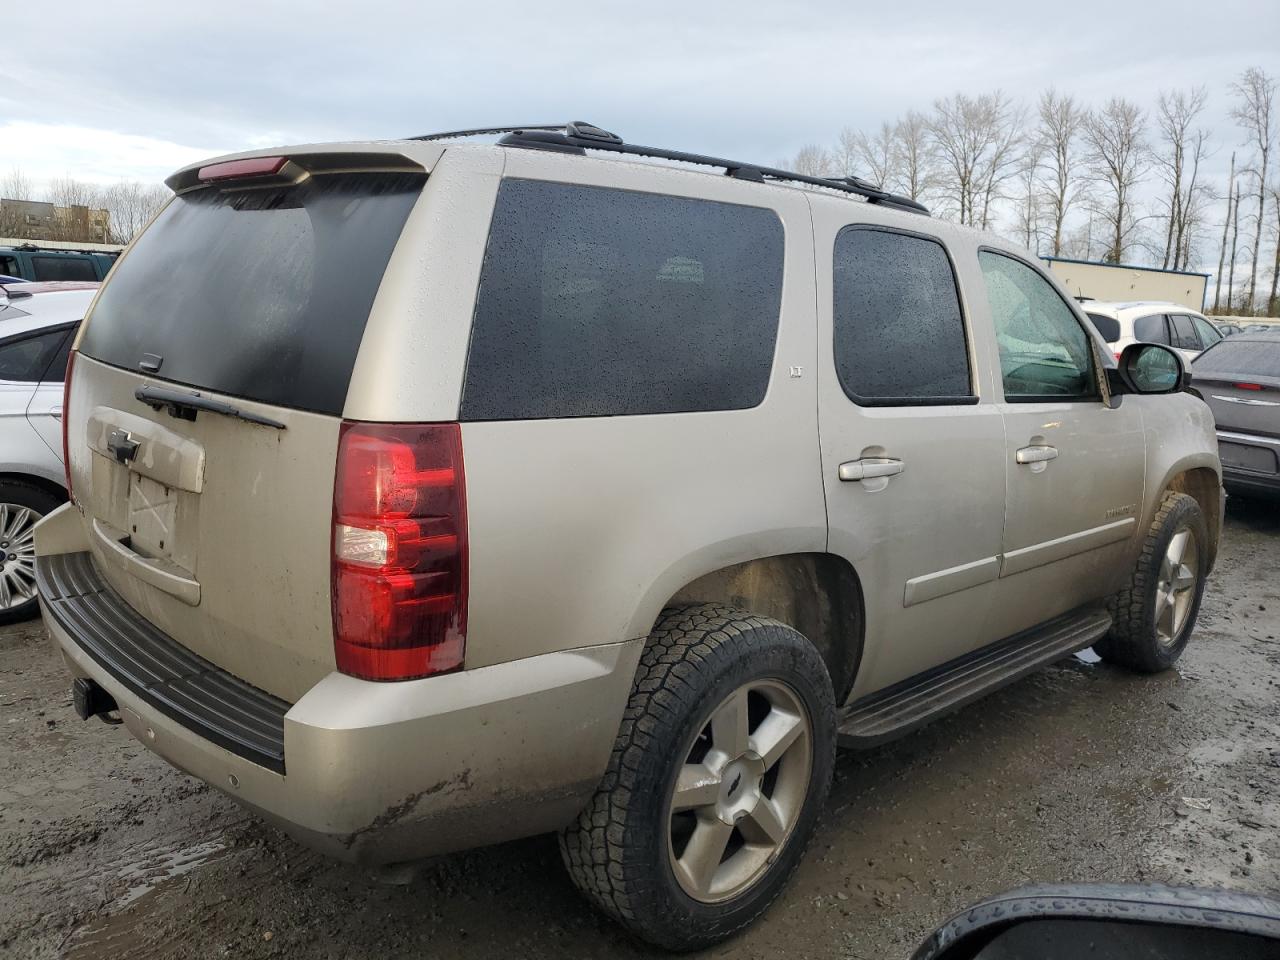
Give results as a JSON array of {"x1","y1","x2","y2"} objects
[
  {"x1": 79, "y1": 172, "x2": 424, "y2": 416},
  {"x1": 460, "y1": 179, "x2": 785, "y2": 420}
]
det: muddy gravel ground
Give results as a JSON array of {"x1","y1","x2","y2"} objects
[{"x1": 3, "y1": 499, "x2": 1279, "y2": 960}]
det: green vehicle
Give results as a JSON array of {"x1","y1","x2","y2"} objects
[{"x1": 0, "y1": 244, "x2": 118, "y2": 282}]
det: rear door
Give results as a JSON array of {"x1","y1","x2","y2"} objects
[
  {"x1": 68, "y1": 165, "x2": 426, "y2": 701},
  {"x1": 24, "y1": 324, "x2": 76, "y2": 457},
  {"x1": 978, "y1": 250, "x2": 1146, "y2": 641},
  {"x1": 816, "y1": 217, "x2": 1007, "y2": 697}
]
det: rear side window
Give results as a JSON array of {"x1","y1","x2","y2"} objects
[
  {"x1": 0, "y1": 256, "x2": 18, "y2": 277},
  {"x1": 1086, "y1": 312, "x2": 1121, "y2": 343},
  {"x1": 32, "y1": 256, "x2": 96, "y2": 282},
  {"x1": 1194, "y1": 339, "x2": 1280, "y2": 377},
  {"x1": 1169, "y1": 313, "x2": 1200, "y2": 350},
  {"x1": 460, "y1": 179, "x2": 784, "y2": 420},
  {"x1": 1133, "y1": 314, "x2": 1170, "y2": 345},
  {"x1": 0, "y1": 328, "x2": 74, "y2": 382},
  {"x1": 80, "y1": 172, "x2": 424, "y2": 416},
  {"x1": 42, "y1": 324, "x2": 77, "y2": 383},
  {"x1": 832, "y1": 226, "x2": 972, "y2": 404}
]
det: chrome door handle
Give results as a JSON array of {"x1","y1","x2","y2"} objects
[
  {"x1": 1016, "y1": 445, "x2": 1059, "y2": 465},
  {"x1": 50, "y1": 404, "x2": 63, "y2": 421},
  {"x1": 839, "y1": 457, "x2": 904, "y2": 482}
]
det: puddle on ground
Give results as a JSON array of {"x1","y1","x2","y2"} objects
[{"x1": 65, "y1": 837, "x2": 231, "y2": 959}]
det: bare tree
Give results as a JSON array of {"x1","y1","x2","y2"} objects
[
  {"x1": 1215, "y1": 153, "x2": 1236, "y2": 312},
  {"x1": 1228, "y1": 179, "x2": 1242, "y2": 312},
  {"x1": 1270, "y1": 184, "x2": 1280, "y2": 315},
  {"x1": 1036, "y1": 89, "x2": 1085, "y2": 257},
  {"x1": 0, "y1": 167, "x2": 36, "y2": 237},
  {"x1": 43, "y1": 176, "x2": 106, "y2": 242},
  {"x1": 1012, "y1": 138, "x2": 1045, "y2": 250},
  {"x1": 893, "y1": 110, "x2": 936, "y2": 204},
  {"x1": 846, "y1": 122, "x2": 896, "y2": 189},
  {"x1": 1154, "y1": 87, "x2": 1211, "y2": 271},
  {"x1": 1081, "y1": 98, "x2": 1150, "y2": 263},
  {"x1": 1230, "y1": 67, "x2": 1276, "y2": 313},
  {"x1": 99, "y1": 181, "x2": 170, "y2": 244},
  {"x1": 789, "y1": 144, "x2": 837, "y2": 178},
  {"x1": 928, "y1": 91, "x2": 1023, "y2": 227}
]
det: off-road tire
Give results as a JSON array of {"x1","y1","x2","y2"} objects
[
  {"x1": 559, "y1": 603, "x2": 836, "y2": 951},
  {"x1": 1095, "y1": 491, "x2": 1207, "y2": 673},
  {"x1": 0, "y1": 480, "x2": 62, "y2": 625}
]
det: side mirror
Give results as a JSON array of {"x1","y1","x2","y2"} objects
[
  {"x1": 913, "y1": 884, "x2": 1280, "y2": 960},
  {"x1": 1110, "y1": 342, "x2": 1188, "y2": 396}
]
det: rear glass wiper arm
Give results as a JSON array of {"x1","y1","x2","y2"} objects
[{"x1": 134, "y1": 385, "x2": 287, "y2": 430}]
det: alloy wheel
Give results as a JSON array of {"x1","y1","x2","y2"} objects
[
  {"x1": 1155, "y1": 526, "x2": 1199, "y2": 646},
  {"x1": 0, "y1": 503, "x2": 41, "y2": 611},
  {"x1": 667, "y1": 679, "x2": 812, "y2": 903}
]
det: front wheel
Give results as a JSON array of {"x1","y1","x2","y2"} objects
[
  {"x1": 559, "y1": 603, "x2": 836, "y2": 950},
  {"x1": 1096, "y1": 491, "x2": 1208, "y2": 673}
]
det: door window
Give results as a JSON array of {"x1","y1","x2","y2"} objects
[
  {"x1": 1133, "y1": 314, "x2": 1171, "y2": 345},
  {"x1": 832, "y1": 226, "x2": 973, "y2": 405},
  {"x1": 978, "y1": 251, "x2": 1097, "y2": 401},
  {"x1": 1190, "y1": 315, "x2": 1223, "y2": 350},
  {"x1": 1168, "y1": 314, "x2": 1200, "y2": 350},
  {"x1": 0, "y1": 255, "x2": 19, "y2": 278},
  {"x1": 0, "y1": 328, "x2": 75, "y2": 382},
  {"x1": 31, "y1": 256, "x2": 96, "y2": 282}
]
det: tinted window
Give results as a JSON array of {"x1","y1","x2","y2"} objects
[
  {"x1": 0, "y1": 256, "x2": 18, "y2": 278},
  {"x1": 833, "y1": 227, "x2": 971, "y2": 404},
  {"x1": 1169, "y1": 313, "x2": 1199, "y2": 349},
  {"x1": 1190, "y1": 315, "x2": 1222, "y2": 349},
  {"x1": 1133, "y1": 314, "x2": 1170, "y2": 345},
  {"x1": 1086, "y1": 312, "x2": 1121, "y2": 343},
  {"x1": 32, "y1": 256, "x2": 96, "y2": 282},
  {"x1": 79, "y1": 173, "x2": 422, "y2": 416},
  {"x1": 0, "y1": 328, "x2": 73, "y2": 382},
  {"x1": 979, "y1": 251, "x2": 1096, "y2": 400},
  {"x1": 460, "y1": 179, "x2": 784, "y2": 420},
  {"x1": 1194, "y1": 339, "x2": 1280, "y2": 378},
  {"x1": 42, "y1": 325, "x2": 77, "y2": 383}
]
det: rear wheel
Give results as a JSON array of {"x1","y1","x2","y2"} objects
[
  {"x1": 559, "y1": 603, "x2": 835, "y2": 950},
  {"x1": 0, "y1": 481, "x2": 60, "y2": 624},
  {"x1": 1096, "y1": 491, "x2": 1207, "y2": 672}
]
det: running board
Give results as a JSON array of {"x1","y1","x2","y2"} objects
[{"x1": 838, "y1": 607, "x2": 1113, "y2": 749}]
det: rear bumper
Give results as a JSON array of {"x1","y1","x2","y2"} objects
[
  {"x1": 37, "y1": 512, "x2": 642, "y2": 865},
  {"x1": 1217, "y1": 430, "x2": 1280, "y2": 500}
]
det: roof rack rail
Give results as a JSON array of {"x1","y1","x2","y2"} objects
[{"x1": 407, "y1": 121, "x2": 930, "y2": 215}]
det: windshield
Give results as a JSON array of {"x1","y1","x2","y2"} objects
[{"x1": 79, "y1": 172, "x2": 424, "y2": 416}]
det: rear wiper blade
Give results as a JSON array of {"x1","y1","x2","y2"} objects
[{"x1": 134, "y1": 385, "x2": 286, "y2": 430}]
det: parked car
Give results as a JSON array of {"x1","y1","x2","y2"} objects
[
  {"x1": 0, "y1": 244, "x2": 118, "y2": 283},
  {"x1": 35, "y1": 124, "x2": 1222, "y2": 950},
  {"x1": 1192, "y1": 330, "x2": 1280, "y2": 499},
  {"x1": 0, "y1": 282, "x2": 94, "y2": 621},
  {"x1": 1082, "y1": 300, "x2": 1223, "y2": 364},
  {"x1": 1215, "y1": 321, "x2": 1246, "y2": 337}
]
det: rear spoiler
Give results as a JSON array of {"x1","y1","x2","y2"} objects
[{"x1": 165, "y1": 142, "x2": 441, "y2": 194}]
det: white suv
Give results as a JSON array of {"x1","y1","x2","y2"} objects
[
  {"x1": 0, "y1": 282, "x2": 92, "y2": 620},
  {"x1": 1083, "y1": 300, "x2": 1223, "y2": 364}
]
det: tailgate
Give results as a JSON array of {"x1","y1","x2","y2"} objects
[{"x1": 66, "y1": 165, "x2": 426, "y2": 702}]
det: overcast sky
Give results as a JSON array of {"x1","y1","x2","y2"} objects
[{"x1": 2, "y1": 0, "x2": 1277, "y2": 192}]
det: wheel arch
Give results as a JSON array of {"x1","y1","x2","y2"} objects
[
  {"x1": 0, "y1": 470, "x2": 69, "y2": 505},
  {"x1": 1157, "y1": 459, "x2": 1222, "y2": 570},
  {"x1": 651, "y1": 552, "x2": 865, "y2": 704}
]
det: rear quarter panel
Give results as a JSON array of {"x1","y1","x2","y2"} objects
[{"x1": 420, "y1": 151, "x2": 827, "y2": 669}]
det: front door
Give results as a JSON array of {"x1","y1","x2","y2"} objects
[
  {"x1": 816, "y1": 219, "x2": 1006, "y2": 700},
  {"x1": 976, "y1": 250, "x2": 1146, "y2": 642}
]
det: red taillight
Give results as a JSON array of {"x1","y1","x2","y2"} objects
[
  {"x1": 197, "y1": 156, "x2": 287, "y2": 182},
  {"x1": 61, "y1": 351, "x2": 75, "y2": 496},
  {"x1": 1113, "y1": 351, "x2": 1123, "y2": 362},
  {"x1": 1235, "y1": 382, "x2": 1264, "y2": 391},
  {"x1": 332, "y1": 422, "x2": 467, "y2": 681}
]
